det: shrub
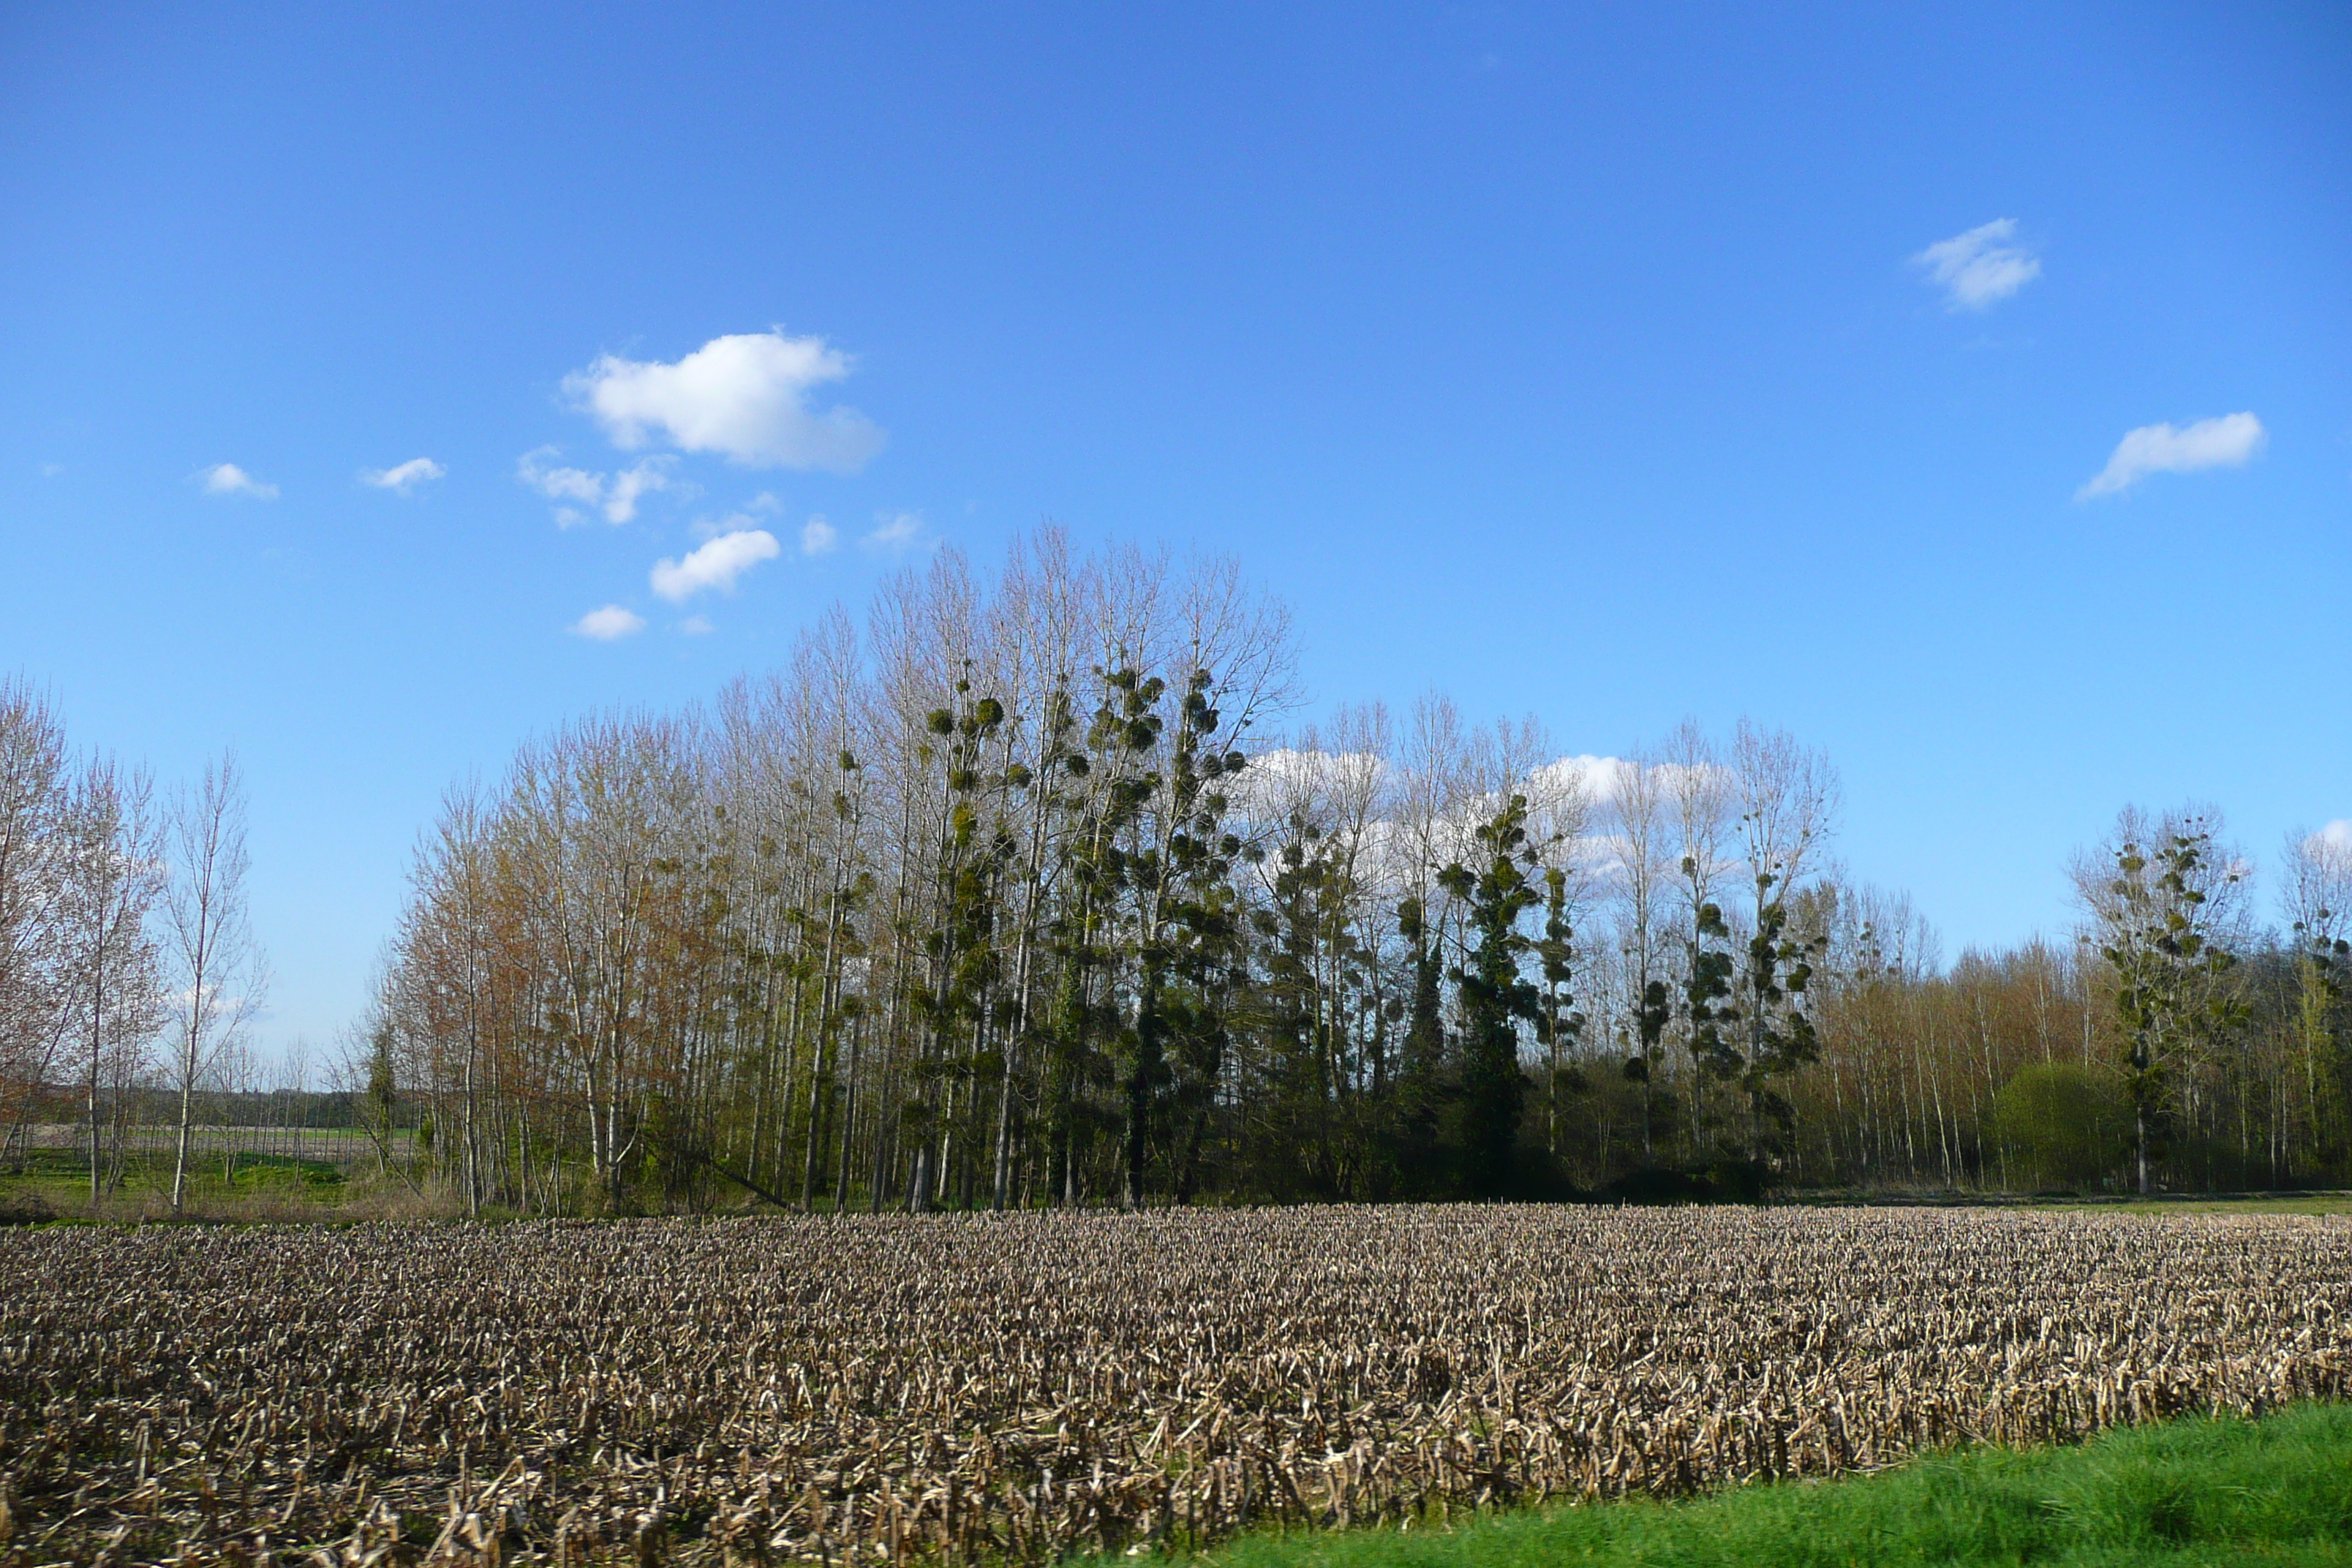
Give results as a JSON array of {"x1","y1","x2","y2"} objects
[{"x1": 1990, "y1": 1062, "x2": 2129, "y2": 1191}]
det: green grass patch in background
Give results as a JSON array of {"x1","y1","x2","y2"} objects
[
  {"x1": 0, "y1": 1145, "x2": 350, "y2": 1219},
  {"x1": 217, "y1": 1150, "x2": 347, "y2": 1191},
  {"x1": 1190, "y1": 1403, "x2": 2352, "y2": 1568}
]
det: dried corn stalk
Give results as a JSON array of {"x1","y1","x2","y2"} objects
[{"x1": 1, "y1": 1205, "x2": 2345, "y2": 1565}]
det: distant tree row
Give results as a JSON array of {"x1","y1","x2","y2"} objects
[
  {"x1": 367, "y1": 529, "x2": 2352, "y2": 1212},
  {"x1": 0, "y1": 680, "x2": 266, "y2": 1206}
]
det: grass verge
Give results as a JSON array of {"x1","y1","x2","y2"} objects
[
  {"x1": 2043, "y1": 1196, "x2": 2352, "y2": 1216},
  {"x1": 1187, "y1": 1403, "x2": 2352, "y2": 1568}
]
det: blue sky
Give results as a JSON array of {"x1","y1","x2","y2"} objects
[{"x1": 3, "y1": 3, "x2": 2347, "y2": 1066}]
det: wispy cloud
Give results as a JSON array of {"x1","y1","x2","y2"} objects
[
  {"x1": 570, "y1": 605, "x2": 646, "y2": 641},
  {"x1": 649, "y1": 526, "x2": 781, "y2": 603},
  {"x1": 563, "y1": 330, "x2": 885, "y2": 472},
  {"x1": 360, "y1": 457, "x2": 446, "y2": 494},
  {"x1": 679, "y1": 615, "x2": 715, "y2": 636},
  {"x1": 517, "y1": 448, "x2": 603, "y2": 505},
  {"x1": 603, "y1": 459, "x2": 674, "y2": 524},
  {"x1": 2077, "y1": 412, "x2": 2266, "y2": 500},
  {"x1": 197, "y1": 462, "x2": 279, "y2": 500},
  {"x1": 516, "y1": 448, "x2": 673, "y2": 524},
  {"x1": 1913, "y1": 219, "x2": 2041, "y2": 311},
  {"x1": 2313, "y1": 820, "x2": 2352, "y2": 855},
  {"x1": 862, "y1": 510, "x2": 927, "y2": 554},
  {"x1": 801, "y1": 515, "x2": 839, "y2": 556}
]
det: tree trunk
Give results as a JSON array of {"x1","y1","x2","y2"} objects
[
  {"x1": 2136, "y1": 1101, "x2": 2149, "y2": 1196},
  {"x1": 170, "y1": 1068, "x2": 195, "y2": 1212},
  {"x1": 86, "y1": 960, "x2": 104, "y2": 1207},
  {"x1": 1124, "y1": 968, "x2": 1162, "y2": 1210}
]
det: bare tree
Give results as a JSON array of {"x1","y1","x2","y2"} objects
[
  {"x1": 0, "y1": 680, "x2": 69, "y2": 1153},
  {"x1": 58, "y1": 755, "x2": 166, "y2": 1205},
  {"x1": 2283, "y1": 827, "x2": 2352, "y2": 952},
  {"x1": 164, "y1": 753, "x2": 267, "y2": 1211},
  {"x1": 2282, "y1": 826, "x2": 2352, "y2": 1164},
  {"x1": 1730, "y1": 720, "x2": 1839, "y2": 908},
  {"x1": 211, "y1": 1037, "x2": 260, "y2": 1183},
  {"x1": 284, "y1": 1035, "x2": 311, "y2": 1163},
  {"x1": 1609, "y1": 751, "x2": 1671, "y2": 1161}
]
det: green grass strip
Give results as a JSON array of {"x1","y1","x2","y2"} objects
[{"x1": 1188, "y1": 1403, "x2": 2352, "y2": 1568}]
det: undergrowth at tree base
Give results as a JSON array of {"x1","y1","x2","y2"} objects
[{"x1": 1180, "y1": 1403, "x2": 2352, "y2": 1568}]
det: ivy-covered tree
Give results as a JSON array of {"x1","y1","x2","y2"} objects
[
  {"x1": 1535, "y1": 866, "x2": 1583, "y2": 1163},
  {"x1": 907, "y1": 677, "x2": 1009, "y2": 1212},
  {"x1": 1440, "y1": 794, "x2": 1545, "y2": 1198},
  {"x1": 1683, "y1": 873, "x2": 1738, "y2": 1127},
  {"x1": 1732, "y1": 874, "x2": 1824, "y2": 1165},
  {"x1": 1122, "y1": 664, "x2": 1248, "y2": 1207}
]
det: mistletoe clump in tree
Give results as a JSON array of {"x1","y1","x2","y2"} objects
[{"x1": 2080, "y1": 811, "x2": 2247, "y2": 1196}]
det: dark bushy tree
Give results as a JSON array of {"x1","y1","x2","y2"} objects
[{"x1": 1441, "y1": 794, "x2": 1543, "y2": 1198}]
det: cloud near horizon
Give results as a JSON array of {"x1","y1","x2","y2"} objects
[
  {"x1": 649, "y1": 526, "x2": 781, "y2": 602},
  {"x1": 1913, "y1": 219, "x2": 2041, "y2": 311},
  {"x1": 197, "y1": 462, "x2": 278, "y2": 500},
  {"x1": 564, "y1": 331, "x2": 886, "y2": 472},
  {"x1": 359, "y1": 457, "x2": 446, "y2": 494},
  {"x1": 2077, "y1": 412, "x2": 2266, "y2": 500},
  {"x1": 570, "y1": 604, "x2": 645, "y2": 641}
]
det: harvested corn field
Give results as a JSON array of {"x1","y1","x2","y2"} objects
[{"x1": 3, "y1": 1206, "x2": 2348, "y2": 1566}]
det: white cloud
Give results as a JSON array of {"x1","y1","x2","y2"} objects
[
  {"x1": 563, "y1": 330, "x2": 886, "y2": 472},
  {"x1": 2314, "y1": 820, "x2": 2352, "y2": 855},
  {"x1": 1913, "y1": 219, "x2": 2041, "y2": 311},
  {"x1": 1536, "y1": 753, "x2": 1636, "y2": 807},
  {"x1": 603, "y1": 459, "x2": 674, "y2": 523},
  {"x1": 39, "y1": 462, "x2": 64, "y2": 478},
  {"x1": 570, "y1": 605, "x2": 646, "y2": 641},
  {"x1": 801, "y1": 515, "x2": 839, "y2": 556},
  {"x1": 516, "y1": 448, "x2": 672, "y2": 524},
  {"x1": 2076, "y1": 412, "x2": 2266, "y2": 500},
  {"x1": 862, "y1": 510, "x2": 926, "y2": 554},
  {"x1": 649, "y1": 526, "x2": 781, "y2": 603},
  {"x1": 360, "y1": 457, "x2": 446, "y2": 494},
  {"x1": 518, "y1": 447, "x2": 603, "y2": 505},
  {"x1": 679, "y1": 615, "x2": 715, "y2": 636},
  {"x1": 198, "y1": 462, "x2": 279, "y2": 500}
]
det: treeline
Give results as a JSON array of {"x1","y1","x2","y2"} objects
[
  {"x1": 371, "y1": 529, "x2": 2352, "y2": 1213},
  {"x1": 8, "y1": 1084, "x2": 377, "y2": 1135}
]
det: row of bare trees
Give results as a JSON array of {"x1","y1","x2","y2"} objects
[
  {"x1": 0, "y1": 679, "x2": 265, "y2": 1206},
  {"x1": 372, "y1": 530, "x2": 2352, "y2": 1209}
]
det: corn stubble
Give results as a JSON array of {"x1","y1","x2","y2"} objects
[{"x1": 1, "y1": 1207, "x2": 2346, "y2": 1565}]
